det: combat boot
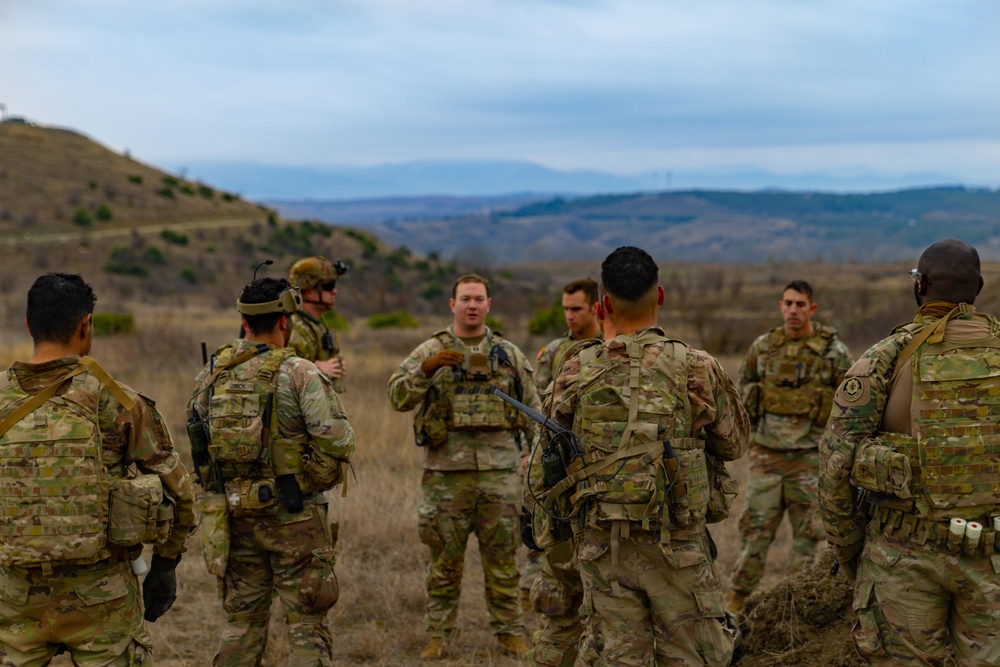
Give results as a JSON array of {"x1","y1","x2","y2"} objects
[
  {"x1": 726, "y1": 589, "x2": 749, "y2": 614},
  {"x1": 421, "y1": 637, "x2": 448, "y2": 661},
  {"x1": 495, "y1": 634, "x2": 530, "y2": 658}
]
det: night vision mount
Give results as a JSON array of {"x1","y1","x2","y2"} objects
[{"x1": 333, "y1": 259, "x2": 349, "y2": 276}]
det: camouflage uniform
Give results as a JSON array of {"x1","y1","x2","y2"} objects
[
  {"x1": 547, "y1": 327, "x2": 749, "y2": 666},
  {"x1": 528, "y1": 333, "x2": 599, "y2": 667},
  {"x1": 192, "y1": 340, "x2": 355, "y2": 667},
  {"x1": 0, "y1": 356, "x2": 196, "y2": 666},
  {"x1": 731, "y1": 325, "x2": 851, "y2": 596},
  {"x1": 820, "y1": 303, "x2": 1000, "y2": 666},
  {"x1": 289, "y1": 311, "x2": 345, "y2": 393},
  {"x1": 388, "y1": 326, "x2": 540, "y2": 639}
]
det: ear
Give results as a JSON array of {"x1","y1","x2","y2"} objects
[
  {"x1": 657, "y1": 285, "x2": 665, "y2": 306},
  {"x1": 24, "y1": 317, "x2": 31, "y2": 338},
  {"x1": 448, "y1": 298, "x2": 457, "y2": 313},
  {"x1": 78, "y1": 314, "x2": 93, "y2": 339},
  {"x1": 978, "y1": 277, "x2": 985, "y2": 296},
  {"x1": 241, "y1": 319, "x2": 253, "y2": 337},
  {"x1": 596, "y1": 302, "x2": 605, "y2": 320},
  {"x1": 602, "y1": 294, "x2": 613, "y2": 314},
  {"x1": 809, "y1": 302, "x2": 818, "y2": 315}
]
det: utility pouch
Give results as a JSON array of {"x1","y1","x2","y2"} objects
[
  {"x1": 705, "y1": 455, "x2": 739, "y2": 523},
  {"x1": 414, "y1": 398, "x2": 448, "y2": 447},
  {"x1": 197, "y1": 493, "x2": 230, "y2": 577},
  {"x1": 301, "y1": 450, "x2": 345, "y2": 492},
  {"x1": 108, "y1": 474, "x2": 167, "y2": 546},
  {"x1": 224, "y1": 478, "x2": 280, "y2": 517},
  {"x1": 209, "y1": 392, "x2": 265, "y2": 463},
  {"x1": 852, "y1": 437, "x2": 913, "y2": 498},
  {"x1": 465, "y1": 352, "x2": 492, "y2": 381}
]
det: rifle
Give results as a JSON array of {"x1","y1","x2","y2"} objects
[
  {"x1": 491, "y1": 388, "x2": 580, "y2": 488},
  {"x1": 185, "y1": 343, "x2": 225, "y2": 492}
]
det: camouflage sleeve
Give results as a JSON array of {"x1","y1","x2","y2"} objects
[
  {"x1": 737, "y1": 335, "x2": 764, "y2": 392},
  {"x1": 534, "y1": 343, "x2": 556, "y2": 394},
  {"x1": 387, "y1": 337, "x2": 445, "y2": 412},
  {"x1": 549, "y1": 354, "x2": 581, "y2": 432},
  {"x1": 689, "y1": 349, "x2": 750, "y2": 462},
  {"x1": 830, "y1": 337, "x2": 854, "y2": 387},
  {"x1": 285, "y1": 358, "x2": 355, "y2": 461},
  {"x1": 288, "y1": 316, "x2": 319, "y2": 362},
  {"x1": 107, "y1": 388, "x2": 197, "y2": 559},
  {"x1": 819, "y1": 336, "x2": 901, "y2": 547},
  {"x1": 738, "y1": 335, "x2": 765, "y2": 425}
]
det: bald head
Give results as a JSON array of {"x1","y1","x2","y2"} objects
[{"x1": 916, "y1": 238, "x2": 983, "y2": 305}]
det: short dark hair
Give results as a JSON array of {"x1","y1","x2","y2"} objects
[
  {"x1": 918, "y1": 238, "x2": 982, "y2": 304},
  {"x1": 452, "y1": 273, "x2": 490, "y2": 299},
  {"x1": 239, "y1": 277, "x2": 291, "y2": 335},
  {"x1": 563, "y1": 278, "x2": 599, "y2": 305},
  {"x1": 26, "y1": 273, "x2": 96, "y2": 345},
  {"x1": 783, "y1": 280, "x2": 814, "y2": 301},
  {"x1": 601, "y1": 246, "x2": 658, "y2": 302}
]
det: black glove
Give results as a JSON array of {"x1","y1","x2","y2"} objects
[{"x1": 143, "y1": 554, "x2": 180, "y2": 622}]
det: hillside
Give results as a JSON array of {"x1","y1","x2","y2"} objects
[
  {"x1": 0, "y1": 122, "x2": 267, "y2": 233},
  {"x1": 350, "y1": 187, "x2": 1000, "y2": 264}
]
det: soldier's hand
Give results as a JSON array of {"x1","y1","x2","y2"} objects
[
  {"x1": 835, "y1": 539, "x2": 864, "y2": 580},
  {"x1": 421, "y1": 350, "x2": 465, "y2": 376},
  {"x1": 316, "y1": 357, "x2": 344, "y2": 379},
  {"x1": 143, "y1": 554, "x2": 180, "y2": 622}
]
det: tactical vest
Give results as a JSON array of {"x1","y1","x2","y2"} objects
[
  {"x1": 567, "y1": 330, "x2": 709, "y2": 535},
  {"x1": 208, "y1": 346, "x2": 331, "y2": 511},
  {"x1": 421, "y1": 329, "x2": 521, "y2": 437},
  {"x1": 876, "y1": 315, "x2": 1000, "y2": 521},
  {"x1": 760, "y1": 326, "x2": 838, "y2": 423},
  {"x1": 0, "y1": 359, "x2": 165, "y2": 567}
]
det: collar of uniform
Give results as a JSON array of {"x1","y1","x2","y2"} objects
[{"x1": 915, "y1": 301, "x2": 972, "y2": 322}]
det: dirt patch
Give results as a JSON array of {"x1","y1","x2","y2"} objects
[{"x1": 736, "y1": 546, "x2": 864, "y2": 667}]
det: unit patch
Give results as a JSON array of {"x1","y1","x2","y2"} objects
[{"x1": 842, "y1": 377, "x2": 864, "y2": 403}]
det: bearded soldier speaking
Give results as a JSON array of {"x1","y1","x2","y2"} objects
[
  {"x1": 388, "y1": 274, "x2": 540, "y2": 660},
  {"x1": 820, "y1": 238, "x2": 1000, "y2": 665},
  {"x1": 0, "y1": 273, "x2": 196, "y2": 666},
  {"x1": 189, "y1": 277, "x2": 355, "y2": 666}
]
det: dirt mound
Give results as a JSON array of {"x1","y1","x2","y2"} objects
[{"x1": 736, "y1": 546, "x2": 864, "y2": 667}]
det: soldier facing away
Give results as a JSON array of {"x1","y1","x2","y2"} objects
[
  {"x1": 288, "y1": 255, "x2": 348, "y2": 393},
  {"x1": 0, "y1": 272, "x2": 196, "y2": 666},
  {"x1": 820, "y1": 238, "x2": 1000, "y2": 665},
  {"x1": 728, "y1": 280, "x2": 852, "y2": 613},
  {"x1": 189, "y1": 277, "x2": 354, "y2": 666},
  {"x1": 543, "y1": 246, "x2": 749, "y2": 666},
  {"x1": 388, "y1": 274, "x2": 540, "y2": 660},
  {"x1": 526, "y1": 277, "x2": 601, "y2": 667}
]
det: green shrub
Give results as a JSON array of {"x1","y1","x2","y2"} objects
[
  {"x1": 421, "y1": 283, "x2": 444, "y2": 300},
  {"x1": 367, "y1": 312, "x2": 419, "y2": 329},
  {"x1": 485, "y1": 315, "x2": 505, "y2": 332},
  {"x1": 180, "y1": 268, "x2": 198, "y2": 284},
  {"x1": 157, "y1": 186, "x2": 175, "y2": 199},
  {"x1": 103, "y1": 261, "x2": 148, "y2": 277},
  {"x1": 161, "y1": 229, "x2": 189, "y2": 245},
  {"x1": 143, "y1": 246, "x2": 167, "y2": 265},
  {"x1": 528, "y1": 301, "x2": 564, "y2": 336},
  {"x1": 93, "y1": 312, "x2": 134, "y2": 336},
  {"x1": 88, "y1": 180, "x2": 97, "y2": 190},
  {"x1": 222, "y1": 193, "x2": 236, "y2": 202},
  {"x1": 345, "y1": 229, "x2": 379, "y2": 258},
  {"x1": 268, "y1": 212, "x2": 279, "y2": 226},
  {"x1": 178, "y1": 183, "x2": 195, "y2": 196},
  {"x1": 95, "y1": 204, "x2": 113, "y2": 221},
  {"x1": 320, "y1": 310, "x2": 350, "y2": 331},
  {"x1": 127, "y1": 174, "x2": 143, "y2": 185},
  {"x1": 72, "y1": 208, "x2": 92, "y2": 226},
  {"x1": 162, "y1": 176, "x2": 179, "y2": 187},
  {"x1": 198, "y1": 185, "x2": 214, "y2": 199}
]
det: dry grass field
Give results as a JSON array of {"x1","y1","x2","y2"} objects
[{"x1": 3, "y1": 257, "x2": 1000, "y2": 666}]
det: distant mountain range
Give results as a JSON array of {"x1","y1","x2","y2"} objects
[{"x1": 176, "y1": 159, "x2": 969, "y2": 201}]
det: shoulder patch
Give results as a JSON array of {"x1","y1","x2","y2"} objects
[{"x1": 841, "y1": 377, "x2": 864, "y2": 402}]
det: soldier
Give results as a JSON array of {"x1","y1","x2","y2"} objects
[
  {"x1": 820, "y1": 238, "x2": 1000, "y2": 665},
  {"x1": 0, "y1": 272, "x2": 196, "y2": 666},
  {"x1": 728, "y1": 280, "x2": 851, "y2": 612},
  {"x1": 388, "y1": 274, "x2": 540, "y2": 660},
  {"x1": 526, "y1": 277, "x2": 601, "y2": 667},
  {"x1": 189, "y1": 277, "x2": 355, "y2": 666},
  {"x1": 543, "y1": 246, "x2": 749, "y2": 666},
  {"x1": 534, "y1": 278, "x2": 602, "y2": 392},
  {"x1": 288, "y1": 255, "x2": 347, "y2": 392}
]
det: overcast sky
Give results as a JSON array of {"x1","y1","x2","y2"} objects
[{"x1": 3, "y1": 0, "x2": 999, "y2": 190}]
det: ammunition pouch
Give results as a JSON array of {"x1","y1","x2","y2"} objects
[
  {"x1": 450, "y1": 385, "x2": 514, "y2": 431},
  {"x1": 852, "y1": 436, "x2": 913, "y2": 499},
  {"x1": 520, "y1": 505, "x2": 543, "y2": 552},
  {"x1": 108, "y1": 474, "x2": 173, "y2": 547},
  {"x1": 301, "y1": 451, "x2": 346, "y2": 493},
  {"x1": 197, "y1": 493, "x2": 229, "y2": 577},
  {"x1": 209, "y1": 392, "x2": 266, "y2": 463},
  {"x1": 531, "y1": 494, "x2": 574, "y2": 550},
  {"x1": 414, "y1": 391, "x2": 448, "y2": 447},
  {"x1": 224, "y1": 478, "x2": 280, "y2": 517}
]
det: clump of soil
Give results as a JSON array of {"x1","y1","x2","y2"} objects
[{"x1": 736, "y1": 546, "x2": 864, "y2": 667}]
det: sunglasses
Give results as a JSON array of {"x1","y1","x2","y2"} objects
[
  {"x1": 909, "y1": 269, "x2": 931, "y2": 285},
  {"x1": 321, "y1": 281, "x2": 337, "y2": 291}
]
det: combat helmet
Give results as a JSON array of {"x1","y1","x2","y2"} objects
[{"x1": 288, "y1": 256, "x2": 345, "y2": 291}]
